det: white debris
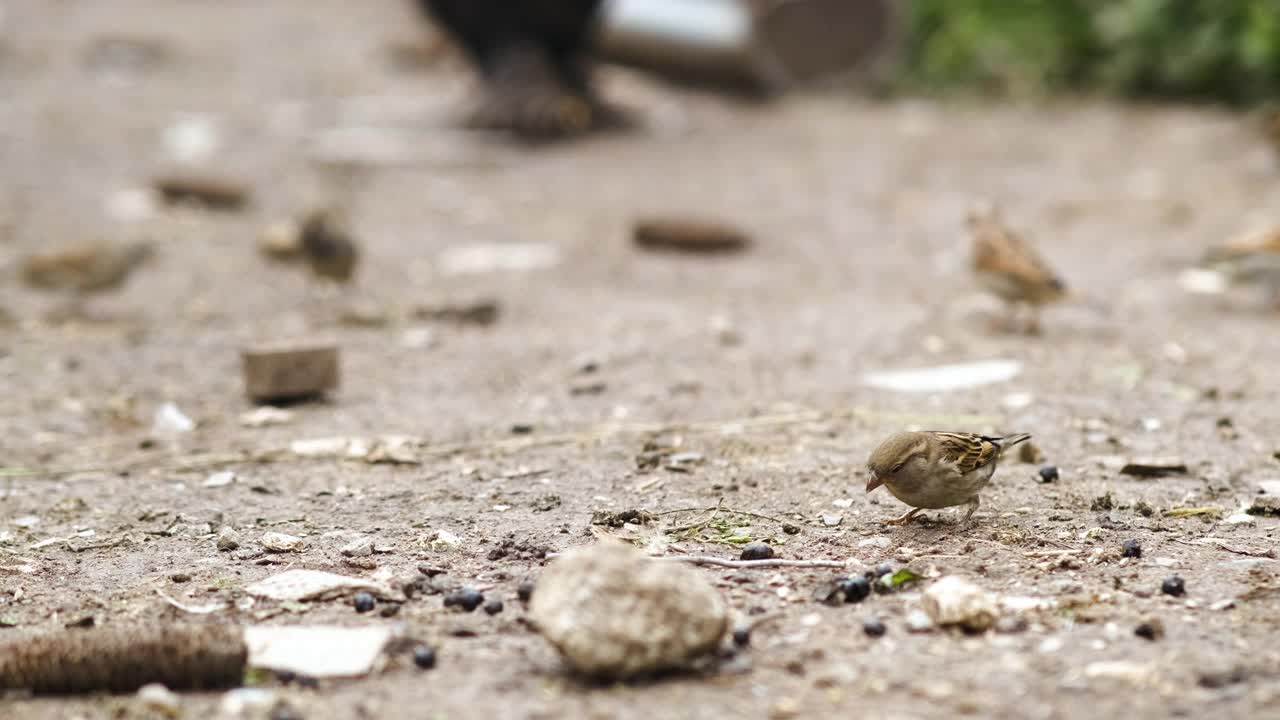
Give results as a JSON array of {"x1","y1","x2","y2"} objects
[
  {"x1": 399, "y1": 327, "x2": 436, "y2": 349},
  {"x1": 858, "y1": 536, "x2": 891, "y2": 549},
  {"x1": 1178, "y1": 268, "x2": 1227, "y2": 295},
  {"x1": 137, "y1": 683, "x2": 182, "y2": 718},
  {"x1": 437, "y1": 242, "x2": 560, "y2": 275},
  {"x1": 203, "y1": 471, "x2": 236, "y2": 488},
  {"x1": 105, "y1": 187, "x2": 159, "y2": 223},
  {"x1": 218, "y1": 688, "x2": 279, "y2": 719},
  {"x1": 245, "y1": 569, "x2": 396, "y2": 602},
  {"x1": 164, "y1": 113, "x2": 222, "y2": 164},
  {"x1": 152, "y1": 402, "x2": 195, "y2": 436},
  {"x1": 13, "y1": 515, "x2": 40, "y2": 529},
  {"x1": 922, "y1": 576, "x2": 998, "y2": 632},
  {"x1": 289, "y1": 437, "x2": 351, "y2": 458},
  {"x1": 862, "y1": 360, "x2": 1022, "y2": 393},
  {"x1": 239, "y1": 406, "x2": 294, "y2": 428},
  {"x1": 259, "y1": 532, "x2": 304, "y2": 553},
  {"x1": 244, "y1": 625, "x2": 396, "y2": 678},
  {"x1": 1084, "y1": 660, "x2": 1154, "y2": 685},
  {"x1": 431, "y1": 529, "x2": 461, "y2": 549},
  {"x1": 1002, "y1": 392, "x2": 1034, "y2": 410}
]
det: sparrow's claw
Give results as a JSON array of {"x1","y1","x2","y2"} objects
[{"x1": 886, "y1": 508, "x2": 923, "y2": 526}]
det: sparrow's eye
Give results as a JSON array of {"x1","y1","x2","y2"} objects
[{"x1": 891, "y1": 461, "x2": 906, "y2": 473}]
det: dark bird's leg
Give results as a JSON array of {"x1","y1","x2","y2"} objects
[
  {"x1": 962, "y1": 497, "x2": 980, "y2": 524},
  {"x1": 416, "y1": 0, "x2": 612, "y2": 139}
]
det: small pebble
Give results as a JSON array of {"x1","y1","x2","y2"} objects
[
  {"x1": 1038, "y1": 465, "x2": 1059, "y2": 483},
  {"x1": 839, "y1": 576, "x2": 871, "y2": 603},
  {"x1": 873, "y1": 563, "x2": 893, "y2": 578},
  {"x1": 863, "y1": 617, "x2": 887, "y2": 638},
  {"x1": 412, "y1": 645, "x2": 437, "y2": 669},
  {"x1": 352, "y1": 592, "x2": 376, "y2": 613},
  {"x1": 905, "y1": 609, "x2": 934, "y2": 633},
  {"x1": 1122, "y1": 539, "x2": 1142, "y2": 558},
  {"x1": 169, "y1": 572, "x2": 191, "y2": 583},
  {"x1": 1161, "y1": 575, "x2": 1186, "y2": 597},
  {"x1": 782, "y1": 523, "x2": 801, "y2": 535},
  {"x1": 443, "y1": 587, "x2": 485, "y2": 612},
  {"x1": 379, "y1": 603, "x2": 402, "y2": 618},
  {"x1": 516, "y1": 581, "x2": 535, "y2": 603},
  {"x1": 1135, "y1": 618, "x2": 1164, "y2": 641},
  {"x1": 483, "y1": 599, "x2": 504, "y2": 616},
  {"x1": 740, "y1": 542, "x2": 775, "y2": 561},
  {"x1": 732, "y1": 625, "x2": 751, "y2": 647}
]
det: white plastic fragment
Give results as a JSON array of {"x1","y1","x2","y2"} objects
[
  {"x1": 244, "y1": 625, "x2": 396, "y2": 678},
  {"x1": 862, "y1": 360, "x2": 1022, "y2": 393},
  {"x1": 922, "y1": 576, "x2": 998, "y2": 631},
  {"x1": 152, "y1": 402, "x2": 195, "y2": 436}
]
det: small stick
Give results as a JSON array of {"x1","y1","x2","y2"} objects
[{"x1": 546, "y1": 552, "x2": 847, "y2": 569}]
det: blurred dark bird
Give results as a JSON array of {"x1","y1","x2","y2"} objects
[
  {"x1": 413, "y1": 0, "x2": 614, "y2": 139},
  {"x1": 967, "y1": 204, "x2": 1067, "y2": 335},
  {"x1": 299, "y1": 208, "x2": 359, "y2": 284}
]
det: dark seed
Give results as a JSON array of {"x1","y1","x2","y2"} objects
[
  {"x1": 352, "y1": 592, "x2": 376, "y2": 613},
  {"x1": 739, "y1": 542, "x2": 775, "y2": 561},
  {"x1": 731, "y1": 626, "x2": 751, "y2": 647},
  {"x1": 782, "y1": 524, "x2": 801, "y2": 535},
  {"x1": 295, "y1": 676, "x2": 319, "y2": 690},
  {"x1": 874, "y1": 563, "x2": 893, "y2": 578},
  {"x1": 170, "y1": 572, "x2": 191, "y2": 583},
  {"x1": 275, "y1": 670, "x2": 297, "y2": 685},
  {"x1": 483, "y1": 599, "x2": 504, "y2": 615},
  {"x1": 443, "y1": 587, "x2": 485, "y2": 612},
  {"x1": 1038, "y1": 466, "x2": 1059, "y2": 483},
  {"x1": 1135, "y1": 619, "x2": 1164, "y2": 641},
  {"x1": 1161, "y1": 576, "x2": 1186, "y2": 597},
  {"x1": 516, "y1": 581, "x2": 535, "y2": 603},
  {"x1": 863, "y1": 617, "x2": 887, "y2": 638},
  {"x1": 839, "y1": 575, "x2": 872, "y2": 603},
  {"x1": 1122, "y1": 539, "x2": 1142, "y2": 558},
  {"x1": 379, "y1": 603, "x2": 402, "y2": 618},
  {"x1": 413, "y1": 645, "x2": 437, "y2": 669}
]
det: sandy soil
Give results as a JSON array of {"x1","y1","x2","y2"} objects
[{"x1": 1, "y1": 2, "x2": 1279, "y2": 718}]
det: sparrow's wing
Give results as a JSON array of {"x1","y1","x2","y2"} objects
[
  {"x1": 971, "y1": 216, "x2": 1065, "y2": 291},
  {"x1": 930, "y1": 432, "x2": 1002, "y2": 475}
]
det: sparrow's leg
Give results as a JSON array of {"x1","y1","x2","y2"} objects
[
  {"x1": 962, "y1": 496, "x2": 981, "y2": 523},
  {"x1": 885, "y1": 508, "x2": 923, "y2": 526},
  {"x1": 1024, "y1": 305, "x2": 1043, "y2": 335}
]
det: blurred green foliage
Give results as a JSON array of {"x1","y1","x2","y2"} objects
[{"x1": 901, "y1": 0, "x2": 1280, "y2": 103}]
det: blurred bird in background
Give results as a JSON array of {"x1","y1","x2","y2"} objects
[
  {"x1": 414, "y1": 0, "x2": 614, "y2": 139},
  {"x1": 967, "y1": 204, "x2": 1068, "y2": 334},
  {"x1": 1198, "y1": 226, "x2": 1280, "y2": 309},
  {"x1": 20, "y1": 240, "x2": 154, "y2": 320}
]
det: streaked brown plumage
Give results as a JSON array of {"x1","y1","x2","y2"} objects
[
  {"x1": 21, "y1": 241, "x2": 153, "y2": 295},
  {"x1": 299, "y1": 208, "x2": 358, "y2": 284},
  {"x1": 866, "y1": 431, "x2": 1031, "y2": 525},
  {"x1": 967, "y1": 205, "x2": 1067, "y2": 334}
]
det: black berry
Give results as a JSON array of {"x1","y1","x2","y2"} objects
[
  {"x1": 1134, "y1": 620, "x2": 1164, "y2": 641},
  {"x1": 1122, "y1": 539, "x2": 1142, "y2": 558},
  {"x1": 739, "y1": 542, "x2": 775, "y2": 561},
  {"x1": 1161, "y1": 576, "x2": 1186, "y2": 597},
  {"x1": 352, "y1": 592, "x2": 375, "y2": 613},
  {"x1": 443, "y1": 587, "x2": 485, "y2": 612},
  {"x1": 731, "y1": 626, "x2": 751, "y2": 647},
  {"x1": 412, "y1": 645, "x2": 437, "y2": 669},
  {"x1": 839, "y1": 575, "x2": 872, "y2": 603},
  {"x1": 483, "y1": 599, "x2": 504, "y2": 615},
  {"x1": 863, "y1": 617, "x2": 887, "y2": 637},
  {"x1": 516, "y1": 581, "x2": 535, "y2": 603},
  {"x1": 1038, "y1": 466, "x2": 1059, "y2": 483}
]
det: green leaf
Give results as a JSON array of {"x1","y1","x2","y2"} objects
[{"x1": 882, "y1": 568, "x2": 922, "y2": 589}]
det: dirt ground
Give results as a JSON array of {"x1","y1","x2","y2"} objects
[{"x1": 2, "y1": 2, "x2": 1280, "y2": 718}]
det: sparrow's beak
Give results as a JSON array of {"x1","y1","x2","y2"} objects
[{"x1": 865, "y1": 470, "x2": 883, "y2": 493}]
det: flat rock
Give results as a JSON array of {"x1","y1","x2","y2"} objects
[
  {"x1": 242, "y1": 344, "x2": 339, "y2": 403},
  {"x1": 245, "y1": 569, "x2": 397, "y2": 602},
  {"x1": 529, "y1": 541, "x2": 728, "y2": 679}
]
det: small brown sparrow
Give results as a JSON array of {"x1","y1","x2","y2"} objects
[
  {"x1": 299, "y1": 208, "x2": 359, "y2": 284},
  {"x1": 21, "y1": 241, "x2": 153, "y2": 316},
  {"x1": 1199, "y1": 226, "x2": 1280, "y2": 307},
  {"x1": 967, "y1": 205, "x2": 1067, "y2": 334},
  {"x1": 866, "y1": 431, "x2": 1031, "y2": 525}
]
